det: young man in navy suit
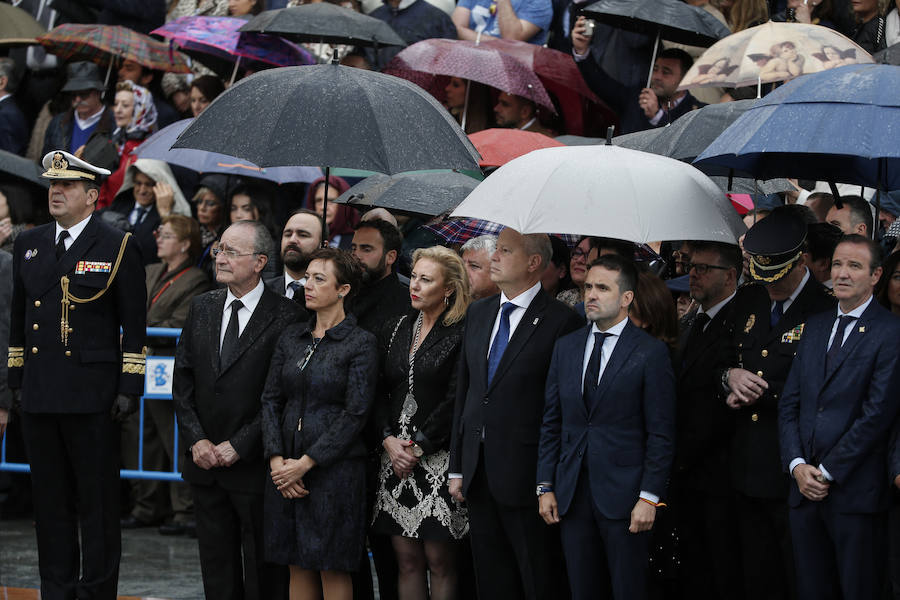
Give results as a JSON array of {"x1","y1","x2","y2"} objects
[
  {"x1": 537, "y1": 254, "x2": 676, "y2": 600},
  {"x1": 779, "y1": 234, "x2": 900, "y2": 600}
]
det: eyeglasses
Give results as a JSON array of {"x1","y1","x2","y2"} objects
[
  {"x1": 685, "y1": 262, "x2": 731, "y2": 275},
  {"x1": 211, "y1": 248, "x2": 259, "y2": 259},
  {"x1": 572, "y1": 248, "x2": 589, "y2": 259}
]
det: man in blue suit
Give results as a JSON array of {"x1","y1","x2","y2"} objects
[
  {"x1": 779, "y1": 234, "x2": 900, "y2": 600},
  {"x1": 537, "y1": 254, "x2": 676, "y2": 600}
]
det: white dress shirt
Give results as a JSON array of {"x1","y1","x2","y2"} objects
[
  {"x1": 581, "y1": 316, "x2": 628, "y2": 390},
  {"x1": 789, "y1": 294, "x2": 874, "y2": 481},
  {"x1": 696, "y1": 291, "x2": 736, "y2": 332},
  {"x1": 486, "y1": 281, "x2": 542, "y2": 358},
  {"x1": 55, "y1": 214, "x2": 92, "y2": 251},
  {"x1": 283, "y1": 271, "x2": 306, "y2": 300},
  {"x1": 220, "y1": 279, "x2": 265, "y2": 349},
  {"x1": 73, "y1": 105, "x2": 105, "y2": 131}
]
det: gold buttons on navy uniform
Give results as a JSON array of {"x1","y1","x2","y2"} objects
[
  {"x1": 31, "y1": 347, "x2": 38, "y2": 354},
  {"x1": 69, "y1": 304, "x2": 75, "y2": 310},
  {"x1": 65, "y1": 350, "x2": 72, "y2": 357},
  {"x1": 751, "y1": 413, "x2": 759, "y2": 422},
  {"x1": 761, "y1": 350, "x2": 768, "y2": 357},
  {"x1": 34, "y1": 300, "x2": 40, "y2": 307},
  {"x1": 32, "y1": 324, "x2": 39, "y2": 330},
  {"x1": 757, "y1": 371, "x2": 764, "y2": 377}
]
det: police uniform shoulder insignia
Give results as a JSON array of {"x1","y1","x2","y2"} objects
[
  {"x1": 744, "y1": 314, "x2": 756, "y2": 333},
  {"x1": 781, "y1": 323, "x2": 805, "y2": 343}
]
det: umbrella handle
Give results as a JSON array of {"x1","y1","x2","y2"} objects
[
  {"x1": 229, "y1": 55, "x2": 242, "y2": 87},
  {"x1": 102, "y1": 60, "x2": 113, "y2": 100},
  {"x1": 321, "y1": 166, "x2": 330, "y2": 248},
  {"x1": 646, "y1": 30, "x2": 660, "y2": 89},
  {"x1": 461, "y1": 79, "x2": 471, "y2": 132}
]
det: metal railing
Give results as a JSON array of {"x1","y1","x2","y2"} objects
[{"x1": 0, "y1": 327, "x2": 185, "y2": 482}]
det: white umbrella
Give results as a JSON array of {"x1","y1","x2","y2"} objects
[{"x1": 449, "y1": 145, "x2": 746, "y2": 244}]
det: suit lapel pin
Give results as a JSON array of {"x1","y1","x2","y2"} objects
[
  {"x1": 744, "y1": 314, "x2": 755, "y2": 333},
  {"x1": 25, "y1": 249, "x2": 38, "y2": 260},
  {"x1": 532, "y1": 318, "x2": 540, "y2": 326},
  {"x1": 859, "y1": 326, "x2": 865, "y2": 333}
]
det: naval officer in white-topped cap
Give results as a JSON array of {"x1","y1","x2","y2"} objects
[{"x1": 8, "y1": 150, "x2": 147, "y2": 600}]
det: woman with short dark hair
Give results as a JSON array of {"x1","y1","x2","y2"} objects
[{"x1": 262, "y1": 247, "x2": 378, "y2": 600}]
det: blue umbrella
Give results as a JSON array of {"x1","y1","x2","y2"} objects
[
  {"x1": 133, "y1": 118, "x2": 322, "y2": 184},
  {"x1": 693, "y1": 64, "x2": 900, "y2": 190}
]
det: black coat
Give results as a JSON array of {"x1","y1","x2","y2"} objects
[
  {"x1": 347, "y1": 271, "x2": 410, "y2": 336},
  {"x1": 173, "y1": 286, "x2": 305, "y2": 493},
  {"x1": 450, "y1": 289, "x2": 584, "y2": 507},
  {"x1": 576, "y1": 54, "x2": 705, "y2": 134},
  {"x1": 260, "y1": 315, "x2": 378, "y2": 570},
  {"x1": 106, "y1": 195, "x2": 161, "y2": 266},
  {"x1": 673, "y1": 296, "x2": 739, "y2": 495},
  {"x1": 375, "y1": 311, "x2": 464, "y2": 455},
  {"x1": 42, "y1": 107, "x2": 116, "y2": 160},
  {"x1": 725, "y1": 277, "x2": 836, "y2": 498},
  {"x1": 0, "y1": 96, "x2": 28, "y2": 155},
  {"x1": 8, "y1": 215, "x2": 147, "y2": 411}
]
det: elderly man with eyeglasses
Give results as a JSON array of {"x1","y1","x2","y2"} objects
[{"x1": 173, "y1": 220, "x2": 305, "y2": 600}]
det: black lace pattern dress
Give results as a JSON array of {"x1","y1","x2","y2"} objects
[
  {"x1": 371, "y1": 311, "x2": 468, "y2": 541},
  {"x1": 260, "y1": 314, "x2": 378, "y2": 571}
]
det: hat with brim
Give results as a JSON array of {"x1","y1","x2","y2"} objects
[
  {"x1": 743, "y1": 210, "x2": 807, "y2": 284},
  {"x1": 60, "y1": 61, "x2": 105, "y2": 93},
  {"x1": 41, "y1": 150, "x2": 111, "y2": 182}
]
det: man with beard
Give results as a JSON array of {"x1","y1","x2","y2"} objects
[
  {"x1": 349, "y1": 217, "x2": 410, "y2": 600},
  {"x1": 570, "y1": 32, "x2": 705, "y2": 134},
  {"x1": 265, "y1": 208, "x2": 322, "y2": 306},
  {"x1": 348, "y1": 218, "x2": 410, "y2": 334}
]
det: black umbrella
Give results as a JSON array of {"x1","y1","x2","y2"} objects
[
  {"x1": 174, "y1": 61, "x2": 480, "y2": 237},
  {"x1": 0, "y1": 150, "x2": 48, "y2": 188},
  {"x1": 238, "y1": 4, "x2": 406, "y2": 48},
  {"x1": 610, "y1": 100, "x2": 793, "y2": 195},
  {"x1": 333, "y1": 171, "x2": 480, "y2": 218},
  {"x1": 583, "y1": 0, "x2": 731, "y2": 86}
]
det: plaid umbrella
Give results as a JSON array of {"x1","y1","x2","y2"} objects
[
  {"x1": 0, "y1": 3, "x2": 46, "y2": 47},
  {"x1": 152, "y1": 16, "x2": 314, "y2": 80},
  {"x1": 38, "y1": 24, "x2": 190, "y2": 73},
  {"x1": 425, "y1": 218, "x2": 580, "y2": 246}
]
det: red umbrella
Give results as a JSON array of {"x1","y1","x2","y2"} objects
[
  {"x1": 476, "y1": 39, "x2": 608, "y2": 135},
  {"x1": 468, "y1": 128, "x2": 564, "y2": 168},
  {"x1": 384, "y1": 38, "x2": 555, "y2": 113}
]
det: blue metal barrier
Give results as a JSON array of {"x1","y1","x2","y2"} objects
[{"x1": 0, "y1": 327, "x2": 185, "y2": 482}]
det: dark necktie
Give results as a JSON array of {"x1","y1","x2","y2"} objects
[
  {"x1": 487, "y1": 302, "x2": 516, "y2": 384},
  {"x1": 686, "y1": 312, "x2": 711, "y2": 348},
  {"x1": 584, "y1": 331, "x2": 612, "y2": 404},
  {"x1": 826, "y1": 315, "x2": 855, "y2": 372},
  {"x1": 287, "y1": 280, "x2": 302, "y2": 300},
  {"x1": 55, "y1": 230, "x2": 69, "y2": 260},
  {"x1": 219, "y1": 299, "x2": 243, "y2": 369},
  {"x1": 771, "y1": 299, "x2": 785, "y2": 328}
]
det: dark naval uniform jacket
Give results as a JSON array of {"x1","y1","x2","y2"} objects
[
  {"x1": 725, "y1": 277, "x2": 835, "y2": 498},
  {"x1": 8, "y1": 214, "x2": 147, "y2": 411}
]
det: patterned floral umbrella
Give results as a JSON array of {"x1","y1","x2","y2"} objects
[
  {"x1": 678, "y1": 22, "x2": 873, "y2": 91},
  {"x1": 384, "y1": 38, "x2": 556, "y2": 113},
  {"x1": 151, "y1": 16, "x2": 314, "y2": 80},
  {"x1": 38, "y1": 24, "x2": 190, "y2": 73}
]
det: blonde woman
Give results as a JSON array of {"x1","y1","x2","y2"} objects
[{"x1": 371, "y1": 246, "x2": 472, "y2": 600}]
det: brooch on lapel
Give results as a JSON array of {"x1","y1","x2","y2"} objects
[
  {"x1": 744, "y1": 314, "x2": 755, "y2": 333},
  {"x1": 859, "y1": 326, "x2": 866, "y2": 333},
  {"x1": 24, "y1": 249, "x2": 38, "y2": 260},
  {"x1": 532, "y1": 318, "x2": 540, "y2": 326},
  {"x1": 75, "y1": 261, "x2": 112, "y2": 275},
  {"x1": 781, "y1": 323, "x2": 805, "y2": 343}
]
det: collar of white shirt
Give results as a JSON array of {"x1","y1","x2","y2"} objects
[
  {"x1": 589, "y1": 315, "x2": 629, "y2": 339},
  {"x1": 837, "y1": 294, "x2": 873, "y2": 320},
  {"x1": 698, "y1": 290, "x2": 737, "y2": 325},
  {"x1": 55, "y1": 213, "x2": 92, "y2": 249},
  {"x1": 283, "y1": 271, "x2": 306, "y2": 294},
  {"x1": 73, "y1": 105, "x2": 105, "y2": 131},
  {"x1": 224, "y1": 278, "x2": 265, "y2": 317},
  {"x1": 498, "y1": 280, "x2": 542, "y2": 312}
]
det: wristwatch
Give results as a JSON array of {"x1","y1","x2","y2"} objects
[
  {"x1": 536, "y1": 484, "x2": 553, "y2": 496},
  {"x1": 410, "y1": 443, "x2": 424, "y2": 458}
]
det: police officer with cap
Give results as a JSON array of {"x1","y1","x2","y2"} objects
[
  {"x1": 720, "y1": 207, "x2": 835, "y2": 600},
  {"x1": 8, "y1": 150, "x2": 146, "y2": 599}
]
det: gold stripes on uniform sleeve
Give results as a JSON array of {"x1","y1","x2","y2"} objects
[
  {"x1": 8, "y1": 347, "x2": 24, "y2": 368},
  {"x1": 122, "y1": 350, "x2": 146, "y2": 376}
]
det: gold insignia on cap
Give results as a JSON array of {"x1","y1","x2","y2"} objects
[
  {"x1": 744, "y1": 314, "x2": 756, "y2": 333},
  {"x1": 756, "y1": 255, "x2": 772, "y2": 265},
  {"x1": 51, "y1": 152, "x2": 67, "y2": 171},
  {"x1": 42, "y1": 151, "x2": 98, "y2": 181}
]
